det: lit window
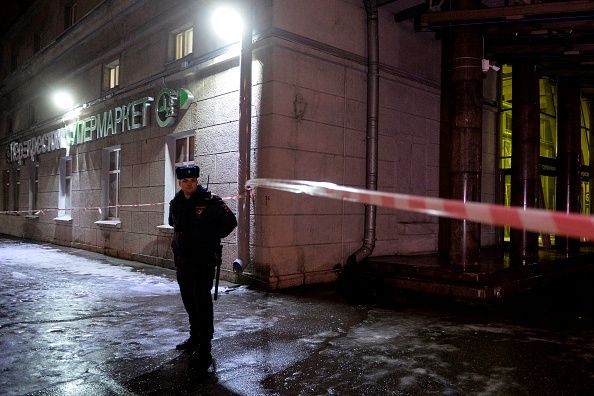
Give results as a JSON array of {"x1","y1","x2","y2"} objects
[
  {"x1": 101, "y1": 146, "x2": 120, "y2": 219},
  {"x1": 103, "y1": 58, "x2": 120, "y2": 91},
  {"x1": 28, "y1": 162, "x2": 39, "y2": 213},
  {"x1": 58, "y1": 157, "x2": 72, "y2": 218},
  {"x1": 175, "y1": 27, "x2": 193, "y2": 60}
]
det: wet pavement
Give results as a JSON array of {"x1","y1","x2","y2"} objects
[{"x1": 1, "y1": 236, "x2": 593, "y2": 395}]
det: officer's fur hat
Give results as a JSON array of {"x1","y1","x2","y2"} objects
[{"x1": 175, "y1": 165, "x2": 200, "y2": 179}]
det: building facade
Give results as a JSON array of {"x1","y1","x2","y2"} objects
[{"x1": 1, "y1": 0, "x2": 503, "y2": 288}]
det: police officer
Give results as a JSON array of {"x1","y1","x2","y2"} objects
[{"x1": 169, "y1": 165, "x2": 237, "y2": 370}]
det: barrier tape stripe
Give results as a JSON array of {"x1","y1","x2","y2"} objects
[
  {"x1": 0, "y1": 194, "x2": 242, "y2": 216},
  {"x1": 4, "y1": 177, "x2": 594, "y2": 241},
  {"x1": 246, "y1": 178, "x2": 594, "y2": 240}
]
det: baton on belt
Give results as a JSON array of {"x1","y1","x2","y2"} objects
[{"x1": 214, "y1": 244, "x2": 222, "y2": 300}]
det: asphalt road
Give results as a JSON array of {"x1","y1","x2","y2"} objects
[{"x1": 1, "y1": 236, "x2": 593, "y2": 395}]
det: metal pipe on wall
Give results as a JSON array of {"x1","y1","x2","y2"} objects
[
  {"x1": 347, "y1": 0, "x2": 379, "y2": 266},
  {"x1": 233, "y1": 1, "x2": 253, "y2": 273}
]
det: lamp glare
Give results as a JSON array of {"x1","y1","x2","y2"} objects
[
  {"x1": 212, "y1": 6, "x2": 243, "y2": 42},
  {"x1": 53, "y1": 92, "x2": 74, "y2": 110}
]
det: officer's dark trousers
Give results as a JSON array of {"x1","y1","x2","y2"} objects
[{"x1": 174, "y1": 255, "x2": 215, "y2": 344}]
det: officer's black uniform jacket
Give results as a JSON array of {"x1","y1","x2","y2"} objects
[{"x1": 168, "y1": 185, "x2": 237, "y2": 259}]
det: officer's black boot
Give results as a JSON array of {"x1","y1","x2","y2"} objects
[
  {"x1": 192, "y1": 340, "x2": 212, "y2": 371},
  {"x1": 176, "y1": 336, "x2": 197, "y2": 351}
]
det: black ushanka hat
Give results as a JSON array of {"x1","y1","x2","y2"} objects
[{"x1": 175, "y1": 165, "x2": 200, "y2": 179}]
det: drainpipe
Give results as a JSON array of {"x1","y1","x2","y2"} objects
[
  {"x1": 347, "y1": 0, "x2": 379, "y2": 266},
  {"x1": 233, "y1": 1, "x2": 253, "y2": 273}
]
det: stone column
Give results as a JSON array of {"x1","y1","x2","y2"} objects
[
  {"x1": 555, "y1": 78, "x2": 581, "y2": 255},
  {"x1": 510, "y1": 61, "x2": 540, "y2": 265},
  {"x1": 448, "y1": 0, "x2": 483, "y2": 268}
]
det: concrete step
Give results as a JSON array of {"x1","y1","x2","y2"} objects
[{"x1": 345, "y1": 249, "x2": 594, "y2": 301}]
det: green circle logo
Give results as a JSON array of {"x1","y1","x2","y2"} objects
[{"x1": 155, "y1": 88, "x2": 178, "y2": 127}]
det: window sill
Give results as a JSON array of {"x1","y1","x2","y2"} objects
[
  {"x1": 157, "y1": 224, "x2": 174, "y2": 235},
  {"x1": 165, "y1": 54, "x2": 194, "y2": 73},
  {"x1": 54, "y1": 215, "x2": 73, "y2": 223},
  {"x1": 94, "y1": 219, "x2": 122, "y2": 229}
]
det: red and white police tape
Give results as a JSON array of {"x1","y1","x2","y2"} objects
[
  {"x1": 3, "y1": 177, "x2": 592, "y2": 241},
  {"x1": 246, "y1": 178, "x2": 594, "y2": 240}
]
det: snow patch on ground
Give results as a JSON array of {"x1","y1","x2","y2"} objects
[{"x1": 0, "y1": 242, "x2": 178, "y2": 296}]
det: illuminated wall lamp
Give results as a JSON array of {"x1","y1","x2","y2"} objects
[
  {"x1": 53, "y1": 91, "x2": 74, "y2": 110},
  {"x1": 211, "y1": 6, "x2": 243, "y2": 42}
]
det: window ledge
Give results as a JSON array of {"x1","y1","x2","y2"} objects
[
  {"x1": 94, "y1": 219, "x2": 122, "y2": 228},
  {"x1": 54, "y1": 215, "x2": 73, "y2": 223},
  {"x1": 157, "y1": 224, "x2": 174, "y2": 234}
]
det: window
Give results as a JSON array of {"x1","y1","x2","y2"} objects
[
  {"x1": 163, "y1": 132, "x2": 195, "y2": 225},
  {"x1": 10, "y1": 46, "x2": 18, "y2": 72},
  {"x1": 175, "y1": 27, "x2": 193, "y2": 60},
  {"x1": 2, "y1": 170, "x2": 9, "y2": 211},
  {"x1": 103, "y1": 58, "x2": 120, "y2": 91},
  {"x1": 498, "y1": 68, "x2": 591, "y2": 244},
  {"x1": 29, "y1": 103, "x2": 36, "y2": 126},
  {"x1": 28, "y1": 162, "x2": 39, "y2": 214},
  {"x1": 64, "y1": 3, "x2": 78, "y2": 29},
  {"x1": 3, "y1": 115, "x2": 13, "y2": 139},
  {"x1": 101, "y1": 146, "x2": 120, "y2": 219},
  {"x1": 58, "y1": 156, "x2": 72, "y2": 218},
  {"x1": 108, "y1": 148, "x2": 120, "y2": 219},
  {"x1": 12, "y1": 168, "x2": 20, "y2": 212},
  {"x1": 174, "y1": 135, "x2": 195, "y2": 199},
  {"x1": 33, "y1": 32, "x2": 41, "y2": 53},
  {"x1": 175, "y1": 135, "x2": 195, "y2": 166}
]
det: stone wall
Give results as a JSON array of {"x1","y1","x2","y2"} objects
[
  {"x1": 248, "y1": 0, "x2": 445, "y2": 288},
  {"x1": 0, "y1": 0, "x2": 500, "y2": 289}
]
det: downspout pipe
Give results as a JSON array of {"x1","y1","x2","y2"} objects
[
  {"x1": 347, "y1": 0, "x2": 379, "y2": 266},
  {"x1": 233, "y1": 1, "x2": 253, "y2": 273}
]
